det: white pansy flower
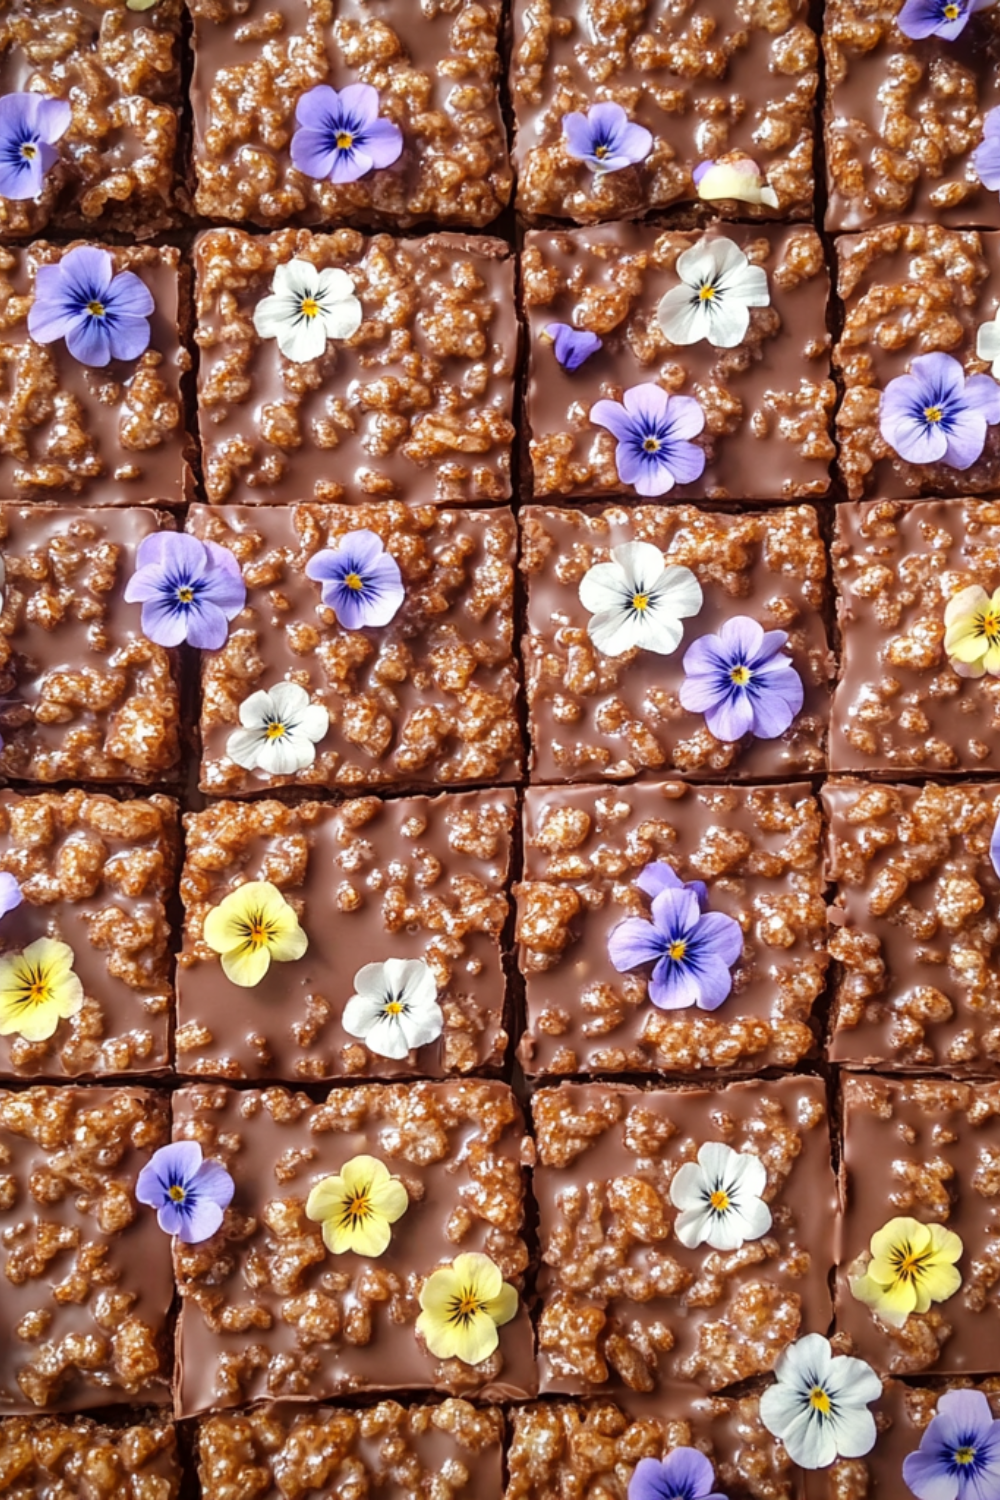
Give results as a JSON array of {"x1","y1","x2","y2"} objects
[
  {"x1": 759, "y1": 1333, "x2": 881, "y2": 1471},
  {"x1": 226, "y1": 683, "x2": 329, "y2": 776},
  {"x1": 343, "y1": 958, "x2": 444, "y2": 1060},
  {"x1": 977, "y1": 310, "x2": 1000, "y2": 377},
  {"x1": 252, "y1": 258, "x2": 362, "y2": 362},
  {"x1": 579, "y1": 541, "x2": 703, "y2": 657},
  {"x1": 657, "y1": 238, "x2": 770, "y2": 349},
  {"x1": 669, "y1": 1142, "x2": 772, "y2": 1252}
]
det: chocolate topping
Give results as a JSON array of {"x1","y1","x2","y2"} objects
[{"x1": 0, "y1": 1413, "x2": 180, "y2": 1499}]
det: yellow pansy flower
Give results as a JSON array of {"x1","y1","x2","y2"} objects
[
  {"x1": 0, "y1": 939, "x2": 84, "y2": 1043},
  {"x1": 850, "y1": 1216, "x2": 962, "y2": 1328},
  {"x1": 305, "y1": 1155, "x2": 408, "y2": 1258},
  {"x1": 944, "y1": 584, "x2": 1000, "y2": 678},
  {"x1": 416, "y1": 1252, "x2": 518, "y2": 1365},
  {"x1": 202, "y1": 880, "x2": 307, "y2": 988}
]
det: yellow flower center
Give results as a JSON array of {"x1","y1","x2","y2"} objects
[
  {"x1": 344, "y1": 572, "x2": 365, "y2": 592},
  {"x1": 384, "y1": 999, "x2": 404, "y2": 1015},
  {"x1": 594, "y1": 143, "x2": 609, "y2": 159},
  {"x1": 631, "y1": 592, "x2": 649, "y2": 612},
  {"x1": 168, "y1": 1185, "x2": 187, "y2": 1202},
  {"x1": 265, "y1": 721, "x2": 288, "y2": 740},
  {"x1": 642, "y1": 436, "x2": 661, "y2": 453},
  {"x1": 710, "y1": 1189, "x2": 730, "y2": 1212},
  {"x1": 730, "y1": 665, "x2": 752, "y2": 686},
  {"x1": 976, "y1": 606, "x2": 1000, "y2": 643},
  {"x1": 955, "y1": 1446, "x2": 976, "y2": 1467},
  {"x1": 890, "y1": 1240, "x2": 934, "y2": 1284},
  {"x1": 300, "y1": 297, "x2": 320, "y2": 319},
  {"x1": 448, "y1": 1287, "x2": 487, "y2": 1326},
  {"x1": 239, "y1": 913, "x2": 279, "y2": 951},
  {"x1": 13, "y1": 965, "x2": 55, "y2": 1011},
  {"x1": 336, "y1": 131, "x2": 354, "y2": 150},
  {"x1": 20, "y1": 142, "x2": 37, "y2": 160},
  {"x1": 339, "y1": 1188, "x2": 373, "y2": 1226},
  {"x1": 944, "y1": 2, "x2": 961, "y2": 15},
  {"x1": 699, "y1": 285, "x2": 716, "y2": 301},
  {"x1": 809, "y1": 1386, "x2": 831, "y2": 1415},
  {"x1": 87, "y1": 300, "x2": 105, "y2": 318},
  {"x1": 924, "y1": 404, "x2": 944, "y2": 425},
  {"x1": 176, "y1": 585, "x2": 194, "y2": 604},
  {"x1": 667, "y1": 939, "x2": 687, "y2": 961}
]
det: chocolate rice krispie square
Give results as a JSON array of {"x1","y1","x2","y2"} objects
[
  {"x1": 0, "y1": 243, "x2": 191, "y2": 506},
  {"x1": 0, "y1": 507, "x2": 182, "y2": 786},
  {"x1": 825, "y1": 780, "x2": 1000, "y2": 1075},
  {"x1": 176, "y1": 791, "x2": 514, "y2": 1083},
  {"x1": 188, "y1": 502, "x2": 521, "y2": 796},
  {"x1": 0, "y1": 789, "x2": 178, "y2": 1083},
  {"x1": 188, "y1": 0, "x2": 511, "y2": 230},
  {"x1": 532, "y1": 1077, "x2": 836, "y2": 1398},
  {"x1": 0, "y1": 1414, "x2": 180, "y2": 1498},
  {"x1": 0, "y1": 1086, "x2": 173, "y2": 1415},
  {"x1": 521, "y1": 504, "x2": 832, "y2": 785},
  {"x1": 837, "y1": 1075, "x2": 1000, "y2": 1377},
  {"x1": 0, "y1": 1, "x2": 183, "y2": 240},
  {"x1": 194, "y1": 228, "x2": 516, "y2": 507},
  {"x1": 824, "y1": 0, "x2": 1000, "y2": 232},
  {"x1": 516, "y1": 781, "x2": 828, "y2": 1080},
  {"x1": 831, "y1": 499, "x2": 1000, "y2": 774},
  {"x1": 521, "y1": 224, "x2": 834, "y2": 503},
  {"x1": 172, "y1": 1081, "x2": 536, "y2": 1418},
  {"x1": 197, "y1": 1401, "x2": 504, "y2": 1500},
  {"x1": 509, "y1": 0, "x2": 819, "y2": 225},
  {"x1": 834, "y1": 226, "x2": 1000, "y2": 500}
]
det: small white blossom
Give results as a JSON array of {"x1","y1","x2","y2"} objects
[
  {"x1": 252, "y1": 258, "x2": 362, "y2": 362},
  {"x1": 669, "y1": 1142, "x2": 772, "y2": 1252},
  {"x1": 759, "y1": 1334, "x2": 881, "y2": 1471},
  {"x1": 977, "y1": 310, "x2": 1000, "y2": 378},
  {"x1": 657, "y1": 237, "x2": 770, "y2": 350},
  {"x1": 343, "y1": 958, "x2": 444, "y2": 1060},
  {"x1": 226, "y1": 683, "x2": 329, "y2": 776},
  {"x1": 578, "y1": 541, "x2": 703, "y2": 657}
]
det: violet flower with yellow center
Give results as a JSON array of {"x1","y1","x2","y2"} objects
[
  {"x1": 416, "y1": 1252, "x2": 518, "y2": 1365},
  {"x1": 0, "y1": 937, "x2": 83, "y2": 1042},
  {"x1": 202, "y1": 880, "x2": 308, "y2": 988},
  {"x1": 944, "y1": 584, "x2": 1000, "y2": 677},
  {"x1": 850, "y1": 1216, "x2": 962, "y2": 1328},
  {"x1": 306, "y1": 1155, "x2": 408, "y2": 1257}
]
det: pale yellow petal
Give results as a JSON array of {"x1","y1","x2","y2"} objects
[
  {"x1": 419, "y1": 1267, "x2": 461, "y2": 1322},
  {"x1": 202, "y1": 902, "x2": 246, "y2": 955},
  {"x1": 369, "y1": 1177, "x2": 408, "y2": 1225},
  {"x1": 416, "y1": 1306, "x2": 460, "y2": 1360},
  {"x1": 339, "y1": 1156, "x2": 387, "y2": 1196},
  {"x1": 944, "y1": 585, "x2": 988, "y2": 627},
  {"x1": 0, "y1": 993, "x2": 59, "y2": 1042},
  {"x1": 946, "y1": 631, "x2": 988, "y2": 665},
  {"x1": 916, "y1": 1260, "x2": 962, "y2": 1309},
  {"x1": 850, "y1": 1270, "x2": 889, "y2": 1310},
  {"x1": 346, "y1": 1214, "x2": 393, "y2": 1258},
  {"x1": 322, "y1": 1216, "x2": 360, "y2": 1255},
  {"x1": 874, "y1": 1276, "x2": 919, "y2": 1327},
  {"x1": 449, "y1": 1308, "x2": 501, "y2": 1366},
  {"x1": 51, "y1": 970, "x2": 84, "y2": 1019},
  {"x1": 982, "y1": 642, "x2": 1000, "y2": 677},
  {"x1": 484, "y1": 1280, "x2": 518, "y2": 1329},
  {"x1": 868, "y1": 1217, "x2": 929, "y2": 1282},
  {"x1": 305, "y1": 1175, "x2": 348, "y2": 1223},
  {"x1": 453, "y1": 1252, "x2": 502, "y2": 1302},
  {"x1": 927, "y1": 1223, "x2": 963, "y2": 1265},
  {"x1": 221, "y1": 943, "x2": 272, "y2": 987}
]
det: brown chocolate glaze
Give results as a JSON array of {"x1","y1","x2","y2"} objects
[
  {"x1": 189, "y1": 0, "x2": 511, "y2": 230},
  {"x1": 0, "y1": 1413, "x2": 181, "y2": 1499},
  {"x1": 521, "y1": 505, "x2": 832, "y2": 784},
  {"x1": 825, "y1": 1, "x2": 1000, "y2": 232},
  {"x1": 0, "y1": 244, "x2": 191, "y2": 504},
  {"x1": 197, "y1": 1399, "x2": 504, "y2": 1500},
  {"x1": 522, "y1": 224, "x2": 834, "y2": 503},
  {"x1": 837, "y1": 1075, "x2": 1000, "y2": 1377},
  {"x1": 195, "y1": 229, "x2": 516, "y2": 507},
  {"x1": 188, "y1": 502, "x2": 522, "y2": 795},
  {"x1": 0, "y1": 1086, "x2": 173, "y2": 1415},
  {"x1": 825, "y1": 780, "x2": 1000, "y2": 1075},
  {"x1": 831, "y1": 499, "x2": 1000, "y2": 774},
  {"x1": 171, "y1": 1082, "x2": 536, "y2": 1418},
  {"x1": 0, "y1": 1, "x2": 183, "y2": 240},
  {"x1": 0, "y1": 506, "x2": 182, "y2": 785},
  {"x1": 532, "y1": 1077, "x2": 836, "y2": 1397},
  {"x1": 0, "y1": 789, "x2": 179, "y2": 1082},
  {"x1": 510, "y1": 0, "x2": 818, "y2": 225},
  {"x1": 176, "y1": 792, "x2": 514, "y2": 1083},
  {"x1": 517, "y1": 781, "x2": 828, "y2": 1079},
  {"x1": 834, "y1": 227, "x2": 1000, "y2": 500}
]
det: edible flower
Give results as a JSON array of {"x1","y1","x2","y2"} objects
[
  {"x1": 563, "y1": 102, "x2": 652, "y2": 174},
  {"x1": 0, "y1": 93, "x2": 70, "y2": 201},
  {"x1": 879, "y1": 352, "x2": 1000, "y2": 469},
  {"x1": 543, "y1": 322, "x2": 602, "y2": 370},
  {"x1": 202, "y1": 881, "x2": 308, "y2": 988},
  {"x1": 628, "y1": 1450, "x2": 728, "y2": 1500},
  {"x1": 578, "y1": 541, "x2": 703, "y2": 658},
  {"x1": 758, "y1": 1333, "x2": 881, "y2": 1470},
  {"x1": 977, "y1": 306, "x2": 1000, "y2": 377},
  {"x1": 898, "y1": 0, "x2": 991, "y2": 41},
  {"x1": 225, "y1": 683, "x2": 329, "y2": 776},
  {"x1": 342, "y1": 958, "x2": 444, "y2": 1060},
  {"x1": 0, "y1": 938, "x2": 84, "y2": 1042},
  {"x1": 136, "y1": 1142, "x2": 234, "y2": 1244},
  {"x1": 679, "y1": 617, "x2": 804, "y2": 741},
  {"x1": 0, "y1": 873, "x2": 22, "y2": 922},
  {"x1": 657, "y1": 237, "x2": 770, "y2": 349},
  {"x1": 693, "y1": 158, "x2": 778, "y2": 209},
  {"x1": 28, "y1": 245, "x2": 153, "y2": 367},
  {"x1": 291, "y1": 83, "x2": 403, "y2": 185},
  {"x1": 973, "y1": 107, "x2": 1000, "y2": 191},
  {"x1": 416, "y1": 1252, "x2": 518, "y2": 1364},
  {"x1": 124, "y1": 532, "x2": 246, "y2": 650},
  {"x1": 669, "y1": 1142, "x2": 772, "y2": 1253},
  {"x1": 903, "y1": 1388, "x2": 1000, "y2": 1500},
  {"x1": 305, "y1": 1155, "x2": 408, "y2": 1257},
  {"x1": 591, "y1": 383, "x2": 706, "y2": 497},
  {"x1": 305, "y1": 529, "x2": 404, "y2": 629},
  {"x1": 252, "y1": 258, "x2": 362, "y2": 363},
  {"x1": 608, "y1": 879, "x2": 743, "y2": 1013},
  {"x1": 944, "y1": 584, "x2": 1000, "y2": 677},
  {"x1": 849, "y1": 1216, "x2": 963, "y2": 1328}
]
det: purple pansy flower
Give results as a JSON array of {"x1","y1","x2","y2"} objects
[
  {"x1": 629, "y1": 1451, "x2": 727, "y2": 1500},
  {"x1": 0, "y1": 872, "x2": 21, "y2": 921},
  {"x1": 991, "y1": 809, "x2": 1000, "y2": 878},
  {"x1": 136, "y1": 1141, "x2": 235, "y2": 1244},
  {"x1": 124, "y1": 533, "x2": 247, "y2": 650},
  {"x1": 28, "y1": 246, "x2": 154, "y2": 367},
  {"x1": 636, "y1": 859, "x2": 709, "y2": 913},
  {"x1": 679, "y1": 617, "x2": 804, "y2": 742},
  {"x1": 563, "y1": 101, "x2": 653, "y2": 174},
  {"x1": 879, "y1": 352, "x2": 1000, "y2": 469},
  {"x1": 608, "y1": 883, "x2": 743, "y2": 1012},
  {"x1": 305, "y1": 529, "x2": 404, "y2": 630},
  {"x1": 0, "y1": 93, "x2": 71, "y2": 201},
  {"x1": 897, "y1": 0, "x2": 991, "y2": 41},
  {"x1": 974, "y1": 107, "x2": 1000, "y2": 190},
  {"x1": 545, "y1": 322, "x2": 602, "y2": 370},
  {"x1": 591, "y1": 384, "x2": 706, "y2": 497},
  {"x1": 902, "y1": 1388, "x2": 1000, "y2": 1500},
  {"x1": 291, "y1": 84, "x2": 403, "y2": 186}
]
